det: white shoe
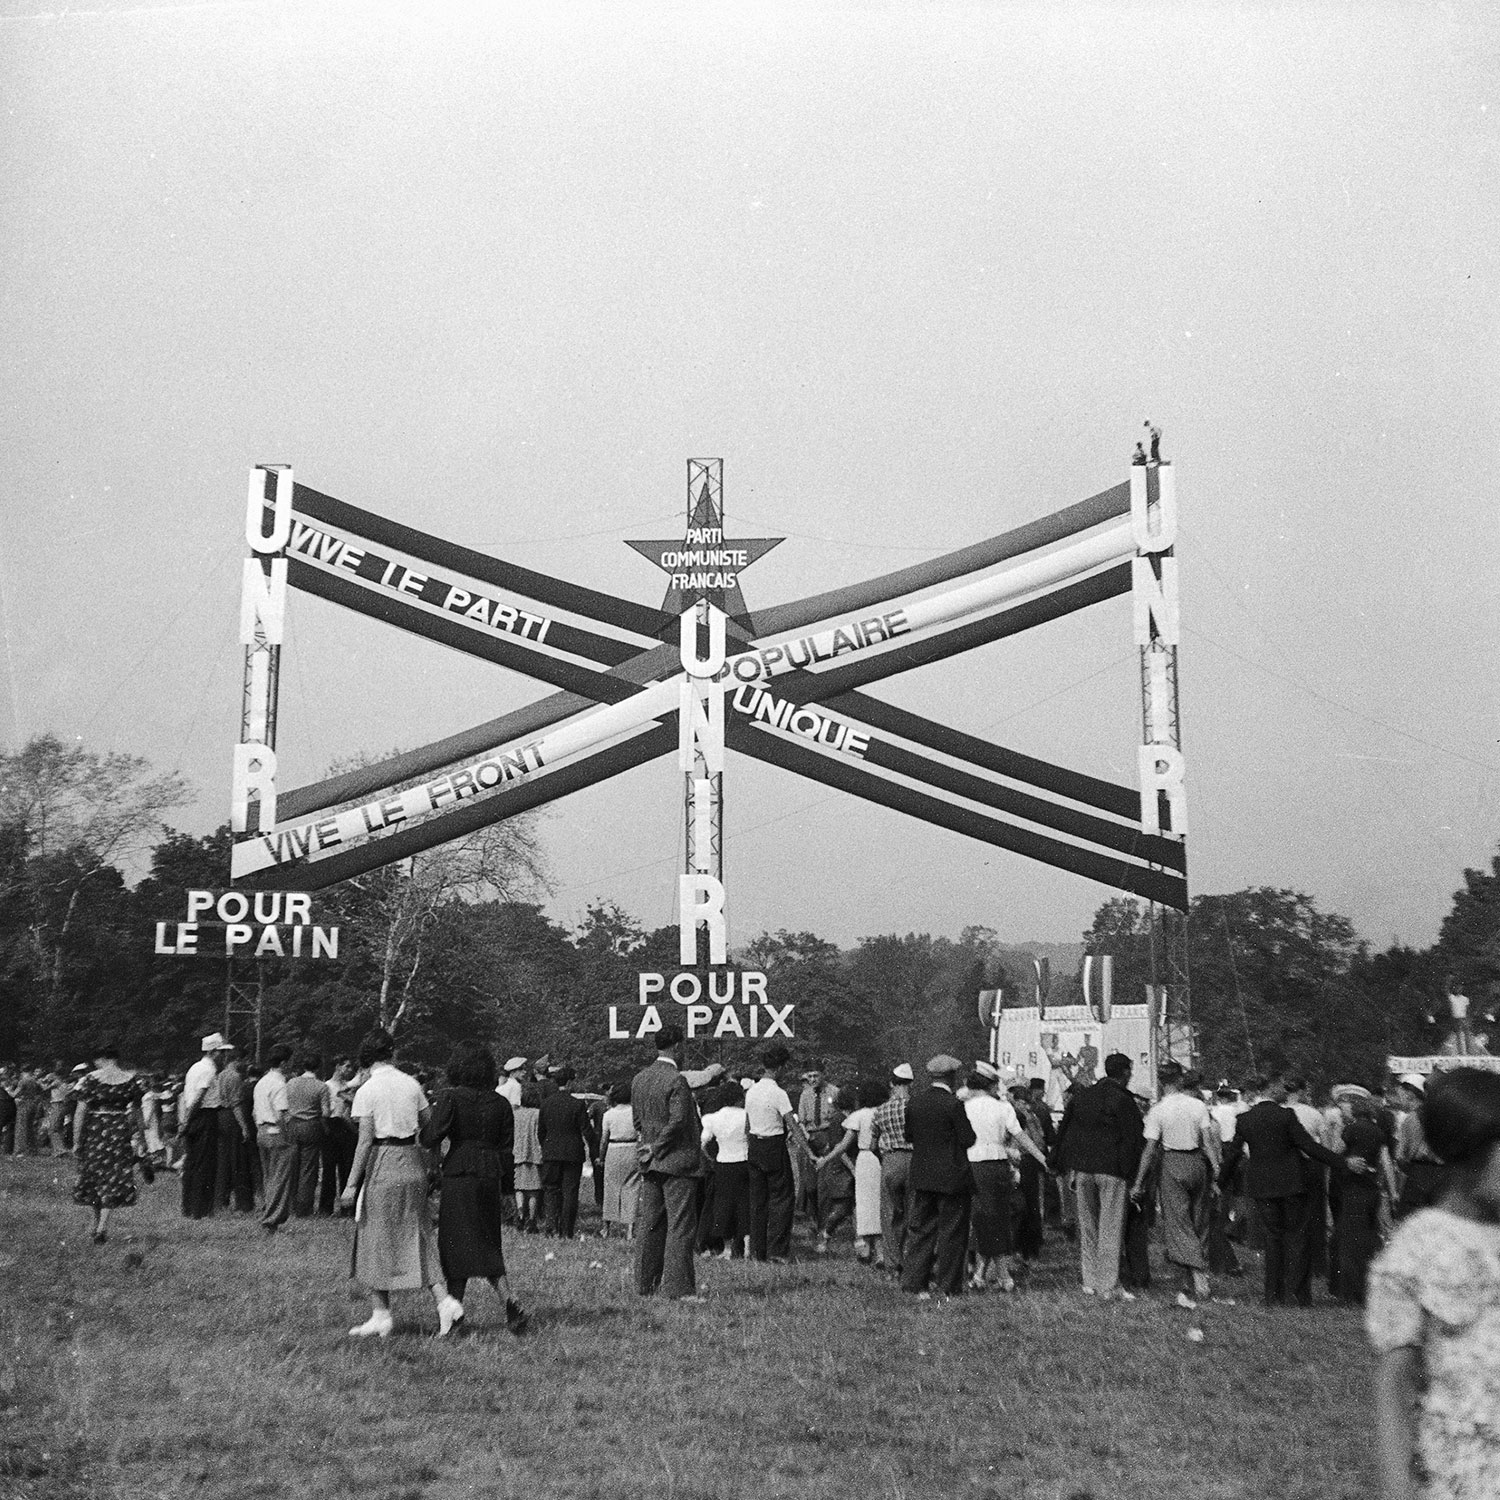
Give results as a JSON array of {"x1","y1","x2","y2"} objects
[
  {"x1": 1114, "y1": 1289, "x2": 1138, "y2": 1302},
  {"x1": 1081, "y1": 1286, "x2": 1097, "y2": 1296},
  {"x1": 1176, "y1": 1292, "x2": 1198, "y2": 1310},
  {"x1": 437, "y1": 1297, "x2": 465, "y2": 1337},
  {"x1": 349, "y1": 1311, "x2": 393, "y2": 1339}
]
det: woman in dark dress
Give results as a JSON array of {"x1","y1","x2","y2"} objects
[
  {"x1": 420, "y1": 1041, "x2": 528, "y2": 1334},
  {"x1": 72, "y1": 1040, "x2": 148, "y2": 1244},
  {"x1": 1331, "y1": 1091, "x2": 1396, "y2": 1305}
]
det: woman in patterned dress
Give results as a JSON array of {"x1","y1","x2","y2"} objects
[
  {"x1": 72, "y1": 1041, "x2": 148, "y2": 1244},
  {"x1": 1367, "y1": 1067, "x2": 1500, "y2": 1500}
]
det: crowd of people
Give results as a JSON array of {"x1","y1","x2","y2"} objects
[{"x1": 7, "y1": 1030, "x2": 1498, "y2": 1497}]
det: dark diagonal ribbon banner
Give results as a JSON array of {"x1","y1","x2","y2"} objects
[{"x1": 230, "y1": 464, "x2": 1186, "y2": 910}]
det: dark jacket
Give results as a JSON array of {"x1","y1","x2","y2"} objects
[
  {"x1": 537, "y1": 1089, "x2": 594, "y2": 1163},
  {"x1": 421, "y1": 1086, "x2": 515, "y2": 1196},
  {"x1": 630, "y1": 1059, "x2": 704, "y2": 1178},
  {"x1": 1233, "y1": 1100, "x2": 1345, "y2": 1199},
  {"x1": 1054, "y1": 1076, "x2": 1144, "y2": 1180},
  {"x1": 907, "y1": 1085, "x2": 976, "y2": 1196}
]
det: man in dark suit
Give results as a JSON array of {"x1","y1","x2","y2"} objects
[
  {"x1": 538, "y1": 1065, "x2": 595, "y2": 1239},
  {"x1": 630, "y1": 1024, "x2": 705, "y2": 1300},
  {"x1": 1230, "y1": 1077, "x2": 1350, "y2": 1307},
  {"x1": 900, "y1": 1055, "x2": 976, "y2": 1296},
  {"x1": 1053, "y1": 1052, "x2": 1144, "y2": 1300}
]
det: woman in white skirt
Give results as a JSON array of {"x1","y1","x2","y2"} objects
[
  {"x1": 816, "y1": 1079, "x2": 889, "y2": 1265},
  {"x1": 339, "y1": 1029, "x2": 464, "y2": 1338}
]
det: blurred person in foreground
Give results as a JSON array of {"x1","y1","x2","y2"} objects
[
  {"x1": 339, "y1": 1029, "x2": 464, "y2": 1339},
  {"x1": 421, "y1": 1040, "x2": 528, "y2": 1334},
  {"x1": 1367, "y1": 1067, "x2": 1500, "y2": 1500},
  {"x1": 72, "y1": 1040, "x2": 149, "y2": 1244}
]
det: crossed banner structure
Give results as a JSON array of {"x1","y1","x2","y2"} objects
[{"x1": 229, "y1": 459, "x2": 1187, "y2": 918}]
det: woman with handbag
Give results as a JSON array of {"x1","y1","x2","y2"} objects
[{"x1": 72, "y1": 1040, "x2": 150, "y2": 1244}]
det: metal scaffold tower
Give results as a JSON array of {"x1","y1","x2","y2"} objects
[{"x1": 1137, "y1": 458, "x2": 1193, "y2": 1065}]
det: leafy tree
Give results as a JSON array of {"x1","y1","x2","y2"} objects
[
  {"x1": 1435, "y1": 853, "x2": 1500, "y2": 1004},
  {"x1": 0, "y1": 734, "x2": 190, "y2": 1031},
  {"x1": 1081, "y1": 897, "x2": 1155, "y2": 1016}
]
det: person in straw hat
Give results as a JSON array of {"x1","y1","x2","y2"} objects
[{"x1": 966, "y1": 1060, "x2": 1049, "y2": 1292}]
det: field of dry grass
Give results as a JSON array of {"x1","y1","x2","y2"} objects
[{"x1": 0, "y1": 1156, "x2": 1377, "y2": 1500}]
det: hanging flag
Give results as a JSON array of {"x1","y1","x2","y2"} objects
[
  {"x1": 1081, "y1": 955, "x2": 1095, "y2": 1020},
  {"x1": 1034, "y1": 956, "x2": 1050, "y2": 1018},
  {"x1": 976, "y1": 989, "x2": 1000, "y2": 1030},
  {"x1": 1100, "y1": 955, "x2": 1114, "y2": 1023}
]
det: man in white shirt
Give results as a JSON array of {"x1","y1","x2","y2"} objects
[
  {"x1": 744, "y1": 1044, "x2": 811, "y2": 1263},
  {"x1": 253, "y1": 1044, "x2": 293, "y2": 1233},
  {"x1": 178, "y1": 1033, "x2": 233, "y2": 1220},
  {"x1": 965, "y1": 1062, "x2": 1048, "y2": 1291},
  {"x1": 1131, "y1": 1062, "x2": 1222, "y2": 1307}
]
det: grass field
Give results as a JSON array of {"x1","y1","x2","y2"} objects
[{"x1": 0, "y1": 1156, "x2": 1377, "y2": 1500}]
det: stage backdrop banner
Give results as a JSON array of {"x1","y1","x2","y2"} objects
[{"x1": 994, "y1": 1003, "x2": 1155, "y2": 1110}]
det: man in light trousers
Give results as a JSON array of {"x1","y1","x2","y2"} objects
[{"x1": 1054, "y1": 1052, "x2": 1144, "y2": 1300}]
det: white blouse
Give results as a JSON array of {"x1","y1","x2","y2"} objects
[
  {"x1": 351, "y1": 1062, "x2": 428, "y2": 1138},
  {"x1": 701, "y1": 1105, "x2": 750, "y2": 1164}
]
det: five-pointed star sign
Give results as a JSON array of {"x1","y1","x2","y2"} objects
[{"x1": 626, "y1": 480, "x2": 783, "y2": 630}]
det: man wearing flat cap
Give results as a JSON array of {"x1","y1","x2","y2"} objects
[{"x1": 900, "y1": 1055, "x2": 976, "y2": 1296}]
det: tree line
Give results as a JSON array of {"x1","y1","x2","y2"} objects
[{"x1": 1, "y1": 734, "x2": 1494, "y2": 1088}]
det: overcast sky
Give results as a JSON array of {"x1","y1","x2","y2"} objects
[{"x1": 3, "y1": 1, "x2": 1496, "y2": 952}]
